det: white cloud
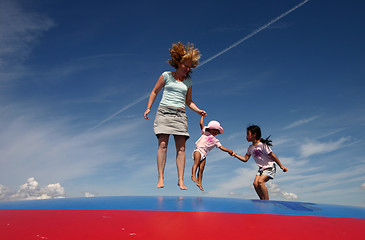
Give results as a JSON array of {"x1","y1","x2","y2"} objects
[
  {"x1": 0, "y1": 177, "x2": 65, "y2": 201},
  {"x1": 282, "y1": 192, "x2": 299, "y2": 200},
  {"x1": 210, "y1": 167, "x2": 254, "y2": 195},
  {"x1": 276, "y1": 160, "x2": 365, "y2": 206},
  {"x1": 299, "y1": 137, "x2": 350, "y2": 158},
  {"x1": 0, "y1": 104, "x2": 146, "y2": 186},
  {"x1": 0, "y1": 0, "x2": 54, "y2": 83},
  {"x1": 267, "y1": 182, "x2": 299, "y2": 200},
  {"x1": 0, "y1": 184, "x2": 10, "y2": 201},
  {"x1": 267, "y1": 182, "x2": 281, "y2": 195},
  {"x1": 208, "y1": 167, "x2": 299, "y2": 201},
  {"x1": 40, "y1": 183, "x2": 65, "y2": 198},
  {"x1": 84, "y1": 192, "x2": 95, "y2": 197},
  {"x1": 284, "y1": 115, "x2": 320, "y2": 130}
]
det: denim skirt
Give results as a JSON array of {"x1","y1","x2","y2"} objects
[{"x1": 154, "y1": 105, "x2": 189, "y2": 139}]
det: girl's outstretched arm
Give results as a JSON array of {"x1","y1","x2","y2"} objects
[
  {"x1": 233, "y1": 153, "x2": 250, "y2": 162},
  {"x1": 199, "y1": 115, "x2": 204, "y2": 130},
  {"x1": 269, "y1": 152, "x2": 287, "y2": 172},
  {"x1": 218, "y1": 145, "x2": 233, "y2": 156}
]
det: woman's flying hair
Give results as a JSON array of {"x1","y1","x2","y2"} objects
[
  {"x1": 168, "y1": 42, "x2": 201, "y2": 77},
  {"x1": 247, "y1": 125, "x2": 273, "y2": 146}
]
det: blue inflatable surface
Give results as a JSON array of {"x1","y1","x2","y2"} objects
[{"x1": 1, "y1": 196, "x2": 364, "y2": 219}]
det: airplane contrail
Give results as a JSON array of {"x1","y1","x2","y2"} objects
[
  {"x1": 198, "y1": 0, "x2": 309, "y2": 68},
  {"x1": 85, "y1": 93, "x2": 149, "y2": 133},
  {"x1": 87, "y1": 0, "x2": 308, "y2": 132}
]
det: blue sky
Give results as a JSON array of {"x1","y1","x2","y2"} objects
[{"x1": 1, "y1": 0, "x2": 365, "y2": 206}]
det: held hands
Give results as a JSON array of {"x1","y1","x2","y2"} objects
[
  {"x1": 228, "y1": 150, "x2": 236, "y2": 157},
  {"x1": 200, "y1": 110, "x2": 207, "y2": 117},
  {"x1": 227, "y1": 149, "x2": 234, "y2": 156}
]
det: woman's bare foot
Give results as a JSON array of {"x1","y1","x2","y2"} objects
[
  {"x1": 178, "y1": 180, "x2": 187, "y2": 190},
  {"x1": 157, "y1": 178, "x2": 164, "y2": 188},
  {"x1": 191, "y1": 176, "x2": 198, "y2": 183},
  {"x1": 196, "y1": 183, "x2": 204, "y2": 191}
]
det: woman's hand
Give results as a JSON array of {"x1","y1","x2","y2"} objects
[
  {"x1": 144, "y1": 108, "x2": 150, "y2": 120},
  {"x1": 200, "y1": 110, "x2": 207, "y2": 117}
]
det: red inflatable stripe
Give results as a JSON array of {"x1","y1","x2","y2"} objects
[{"x1": 1, "y1": 210, "x2": 364, "y2": 239}]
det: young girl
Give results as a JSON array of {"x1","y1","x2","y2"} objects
[
  {"x1": 233, "y1": 125, "x2": 287, "y2": 200},
  {"x1": 192, "y1": 115, "x2": 233, "y2": 191}
]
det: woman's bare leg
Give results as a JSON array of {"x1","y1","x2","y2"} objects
[
  {"x1": 157, "y1": 134, "x2": 169, "y2": 188},
  {"x1": 174, "y1": 135, "x2": 187, "y2": 190}
]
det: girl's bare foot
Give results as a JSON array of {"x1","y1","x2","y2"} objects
[
  {"x1": 178, "y1": 180, "x2": 187, "y2": 190},
  {"x1": 196, "y1": 183, "x2": 204, "y2": 191},
  {"x1": 191, "y1": 176, "x2": 198, "y2": 183},
  {"x1": 157, "y1": 178, "x2": 164, "y2": 188}
]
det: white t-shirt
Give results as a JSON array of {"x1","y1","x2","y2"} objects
[
  {"x1": 194, "y1": 127, "x2": 222, "y2": 158},
  {"x1": 247, "y1": 142, "x2": 274, "y2": 170}
]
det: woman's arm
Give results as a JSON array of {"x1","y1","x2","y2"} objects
[
  {"x1": 144, "y1": 75, "x2": 165, "y2": 120},
  {"x1": 269, "y1": 152, "x2": 287, "y2": 172},
  {"x1": 186, "y1": 87, "x2": 206, "y2": 116}
]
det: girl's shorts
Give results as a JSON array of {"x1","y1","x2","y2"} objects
[
  {"x1": 154, "y1": 105, "x2": 189, "y2": 139},
  {"x1": 257, "y1": 164, "x2": 276, "y2": 179},
  {"x1": 192, "y1": 149, "x2": 206, "y2": 161}
]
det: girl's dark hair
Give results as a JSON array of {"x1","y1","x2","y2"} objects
[{"x1": 247, "y1": 125, "x2": 273, "y2": 146}]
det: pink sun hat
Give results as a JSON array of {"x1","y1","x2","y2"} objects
[{"x1": 206, "y1": 120, "x2": 224, "y2": 134}]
